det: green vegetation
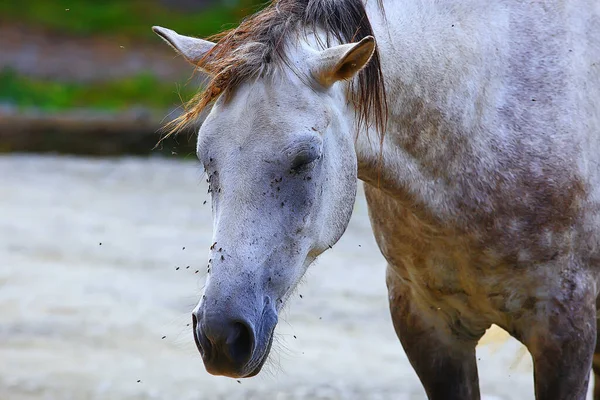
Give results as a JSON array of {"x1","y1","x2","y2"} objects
[
  {"x1": 0, "y1": 0, "x2": 264, "y2": 40},
  {"x1": 0, "y1": 1, "x2": 267, "y2": 112},
  {"x1": 0, "y1": 68, "x2": 198, "y2": 112}
]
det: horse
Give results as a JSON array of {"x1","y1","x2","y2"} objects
[{"x1": 151, "y1": 0, "x2": 600, "y2": 398}]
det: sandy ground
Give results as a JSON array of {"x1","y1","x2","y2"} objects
[{"x1": 0, "y1": 154, "x2": 594, "y2": 400}]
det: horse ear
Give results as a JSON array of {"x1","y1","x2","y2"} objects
[
  {"x1": 311, "y1": 36, "x2": 376, "y2": 87},
  {"x1": 152, "y1": 26, "x2": 216, "y2": 72}
]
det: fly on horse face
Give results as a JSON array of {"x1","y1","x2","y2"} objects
[{"x1": 152, "y1": 0, "x2": 600, "y2": 398}]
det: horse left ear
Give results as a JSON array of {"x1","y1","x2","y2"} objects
[
  {"x1": 152, "y1": 26, "x2": 216, "y2": 72},
  {"x1": 311, "y1": 36, "x2": 376, "y2": 87}
]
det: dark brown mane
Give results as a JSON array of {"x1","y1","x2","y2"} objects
[{"x1": 169, "y1": 0, "x2": 387, "y2": 136}]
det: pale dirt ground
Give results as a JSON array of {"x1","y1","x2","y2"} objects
[{"x1": 0, "y1": 155, "x2": 594, "y2": 400}]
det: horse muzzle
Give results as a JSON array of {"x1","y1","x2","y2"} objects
[{"x1": 192, "y1": 297, "x2": 277, "y2": 378}]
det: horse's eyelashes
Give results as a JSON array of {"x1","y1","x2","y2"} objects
[{"x1": 290, "y1": 150, "x2": 320, "y2": 173}]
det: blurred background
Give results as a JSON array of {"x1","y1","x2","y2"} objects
[
  {"x1": 0, "y1": 0, "x2": 263, "y2": 156},
  {"x1": 0, "y1": 1, "x2": 581, "y2": 399}
]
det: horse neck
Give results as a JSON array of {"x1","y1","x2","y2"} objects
[{"x1": 353, "y1": 0, "x2": 507, "y2": 213}]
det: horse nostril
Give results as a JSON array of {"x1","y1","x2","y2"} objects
[
  {"x1": 225, "y1": 321, "x2": 254, "y2": 365},
  {"x1": 192, "y1": 313, "x2": 208, "y2": 358}
]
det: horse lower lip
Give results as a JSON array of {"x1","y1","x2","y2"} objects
[
  {"x1": 245, "y1": 363, "x2": 263, "y2": 377},
  {"x1": 244, "y1": 330, "x2": 274, "y2": 377},
  {"x1": 239, "y1": 355, "x2": 265, "y2": 378}
]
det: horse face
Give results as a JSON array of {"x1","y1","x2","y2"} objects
[
  {"x1": 153, "y1": 26, "x2": 375, "y2": 378},
  {"x1": 193, "y1": 76, "x2": 357, "y2": 377}
]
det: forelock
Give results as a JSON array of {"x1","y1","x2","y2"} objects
[{"x1": 165, "y1": 0, "x2": 387, "y2": 139}]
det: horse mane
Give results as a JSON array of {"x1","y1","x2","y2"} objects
[{"x1": 168, "y1": 0, "x2": 387, "y2": 137}]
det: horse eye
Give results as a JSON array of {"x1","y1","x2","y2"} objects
[{"x1": 290, "y1": 148, "x2": 320, "y2": 172}]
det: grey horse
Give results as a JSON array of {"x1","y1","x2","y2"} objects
[{"x1": 152, "y1": 0, "x2": 600, "y2": 398}]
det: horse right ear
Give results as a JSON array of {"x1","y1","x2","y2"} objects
[
  {"x1": 310, "y1": 36, "x2": 376, "y2": 88},
  {"x1": 152, "y1": 26, "x2": 216, "y2": 73}
]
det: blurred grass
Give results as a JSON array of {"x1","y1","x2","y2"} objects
[
  {"x1": 0, "y1": 68, "x2": 198, "y2": 111},
  {"x1": 0, "y1": 0, "x2": 266, "y2": 112},
  {"x1": 0, "y1": 0, "x2": 265, "y2": 40}
]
